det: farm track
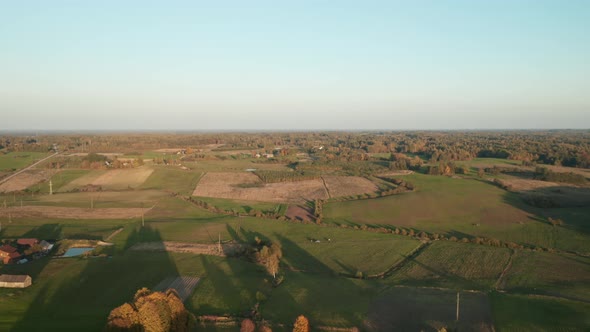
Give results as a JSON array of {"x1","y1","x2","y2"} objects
[
  {"x1": 366, "y1": 241, "x2": 431, "y2": 279},
  {"x1": 494, "y1": 249, "x2": 515, "y2": 290},
  {"x1": 0, "y1": 152, "x2": 59, "y2": 185},
  {"x1": 320, "y1": 176, "x2": 332, "y2": 199},
  {"x1": 105, "y1": 227, "x2": 124, "y2": 241}
]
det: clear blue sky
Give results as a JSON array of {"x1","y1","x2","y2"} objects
[{"x1": 1, "y1": 1, "x2": 589, "y2": 130}]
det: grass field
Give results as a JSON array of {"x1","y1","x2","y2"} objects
[
  {"x1": 490, "y1": 292, "x2": 590, "y2": 331},
  {"x1": 503, "y1": 251, "x2": 590, "y2": 301},
  {"x1": 0, "y1": 152, "x2": 49, "y2": 171},
  {"x1": 388, "y1": 241, "x2": 511, "y2": 290},
  {"x1": 194, "y1": 196, "x2": 287, "y2": 215},
  {"x1": 139, "y1": 167, "x2": 203, "y2": 194},
  {"x1": 323, "y1": 173, "x2": 590, "y2": 253},
  {"x1": 33, "y1": 169, "x2": 92, "y2": 193}
]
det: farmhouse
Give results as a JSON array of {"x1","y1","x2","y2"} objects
[
  {"x1": 0, "y1": 245, "x2": 21, "y2": 264},
  {"x1": 0, "y1": 274, "x2": 32, "y2": 288}
]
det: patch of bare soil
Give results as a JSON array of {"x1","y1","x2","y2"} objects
[
  {"x1": 0, "y1": 169, "x2": 56, "y2": 192},
  {"x1": 286, "y1": 205, "x2": 315, "y2": 222},
  {"x1": 129, "y1": 241, "x2": 247, "y2": 257},
  {"x1": 193, "y1": 172, "x2": 328, "y2": 203},
  {"x1": 5, "y1": 206, "x2": 146, "y2": 219},
  {"x1": 323, "y1": 175, "x2": 379, "y2": 198},
  {"x1": 496, "y1": 178, "x2": 576, "y2": 191},
  {"x1": 495, "y1": 178, "x2": 590, "y2": 208},
  {"x1": 193, "y1": 172, "x2": 377, "y2": 203}
]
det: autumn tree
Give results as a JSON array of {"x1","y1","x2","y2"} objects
[
  {"x1": 106, "y1": 288, "x2": 194, "y2": 332},
  {"x1": 292, "y1": 315, "x2": 309, "y2": 332},
  {"x1": 241, "y1": 318, "x2": 256, "y2": 332}
]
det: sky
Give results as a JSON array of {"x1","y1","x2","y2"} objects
[{"x1": 1, "y1": 1, "x2": 589, "y2": 131}]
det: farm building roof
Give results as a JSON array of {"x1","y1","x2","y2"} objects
[
  {"x1": 8, "y1": 252, "x2": 21, "y2": 259},
  {"x1": 0, "y1": 275, "x2": 31, "y2": 283},
  {"x1": 17, "y1": 238, "x2": 39, "y2": 246},
  {"x1": 39, "y1": 240, "x2": 54, "y2": 250},
  {"x1": 0, "y1": 245, "x2": 18, "y2": 254}
]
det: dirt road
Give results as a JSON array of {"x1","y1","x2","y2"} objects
[{"x1": 0, "y1": 152, "x2": 59, "y2": 185}]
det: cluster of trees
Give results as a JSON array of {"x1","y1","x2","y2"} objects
[
  {"x1": 187, "y1": 197, "x2": 283, "y2": 220},
  {"x1": 251, "y1": 238, "x2": 283, "y2": 282},
  {"x1": 534, "y1": 167, "x2": 587, "y2": 184},
  {"x1": 388, "y1": 153, "x2": 423, "y2": 171},
  {"x1": 313, "y1": 199, "x2": 324, "y2": 224},
  {"x1": 239, "y1": 315, "x2": 309, "y2": 332},
  {"x1": 105, "y1": 288, "x2": 194, "y2": 332}
]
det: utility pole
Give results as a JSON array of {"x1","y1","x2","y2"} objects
[
  {"x1": 141, "y1": 202, "x2": 145, "y2": 227},
  {"x1": 49, "y1": 180, "x2": 53, "y2": 195},
  {"x1": 218, "y1": 233, "x2": 222, "y2": 254},
  {"x1": 456, "y1": 292, "x2": 460, "y2": 321}
]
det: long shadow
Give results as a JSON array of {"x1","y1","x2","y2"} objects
[
  {"x1": 500, "y1": 185, "x2": 590, "y2": 236},
  {"x1": 9, "y1": 224, "x2": 181, "y2": 332},
  {"x1": 265, "y1": 234, "x2": 368, "y2": 327}
]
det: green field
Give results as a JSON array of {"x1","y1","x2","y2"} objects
[
  {"x1": 388, "y1": 241, "x2": 511, "y2": 290},
  {"x1": 0, "y1": 152, "x2": 49, "y2": 171},
  {"x1": 323, "y1": 173, "x2": 590, "y2": 253},
  {"x1": 490, "y1": 292, "x2": 590, "y2": 332},
  {"x1": 503, "y1": 251, "x2": 590, "y2": 301},
  {"x1": 140, "y1": 167, "x2": 203, "y2": 195},
  {"x1": 30, "y1": 169, "x2": 92, "y2": 194}
]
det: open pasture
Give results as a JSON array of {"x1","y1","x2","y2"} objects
[
  {"x1": 0, "y1": 152, "x2": 49, "y2": 171},
  {"x1": 323, "y1": 174, "x2": 532, "y2": 228},
  {"x1": 139, "y1": 167, "x2": 202, "y2": 194},
  {"x1": 503, "y1": 251, "x2": 590, "y2": 301},
  {"x1": 19, "y1": 189, "x2": 167, "y2": 208},
  {"x1": 59, "y1": 167, "x2": 153, "y2": 191},
  {"x1": 388, "y1": 241, "x2": 511, "y2": 290},
  {"x1": 490, "y1": 292, "x2": 590, "y2": 331},
  {"x1": 4, "y1": 206, "x2": 145, "y2": 220}
]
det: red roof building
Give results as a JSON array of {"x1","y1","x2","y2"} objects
[
  {"x1": 17, "y1": 238, "x2": 39, "y2": 247},
  {"x1": 0, "y1": 245, "x2": 20, "y2": 264}
]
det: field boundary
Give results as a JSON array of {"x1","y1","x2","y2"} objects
[{"x1": 367, "y1": 241, "x2": 431, "y2": 279}]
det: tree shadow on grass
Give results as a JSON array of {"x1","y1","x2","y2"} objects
[
  {"x1": 9, "y1": 225, "x2": 181, "y2": 332},
  {"x1": 263, "y1": 234, "x2": 369, "y2": 328}
]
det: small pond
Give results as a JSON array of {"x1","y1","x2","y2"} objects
[{"x1": 63, "y1": 247, "x2": 94, "y2": 257}]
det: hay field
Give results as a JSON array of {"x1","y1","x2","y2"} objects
[
  {"x1": 193, "y1": 172, "x2": 329, "y2": 203},
  {"x1": 60, "y1": 167, "x2": 154, "y2": 191},
  {"x1": 0, "y1": 169, "x2": 56, "y2": 192},
  {"x1": 323, "y1": 175, "x2": 378, "y2": 198}
]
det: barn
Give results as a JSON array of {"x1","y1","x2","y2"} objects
[{"x1": 0, "y1": 274, "x2": 32, "y2": 288}]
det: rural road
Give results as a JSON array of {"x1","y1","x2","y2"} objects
[{"x1": 0, "y1": 152, "x2": 59, "y2": 185}]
